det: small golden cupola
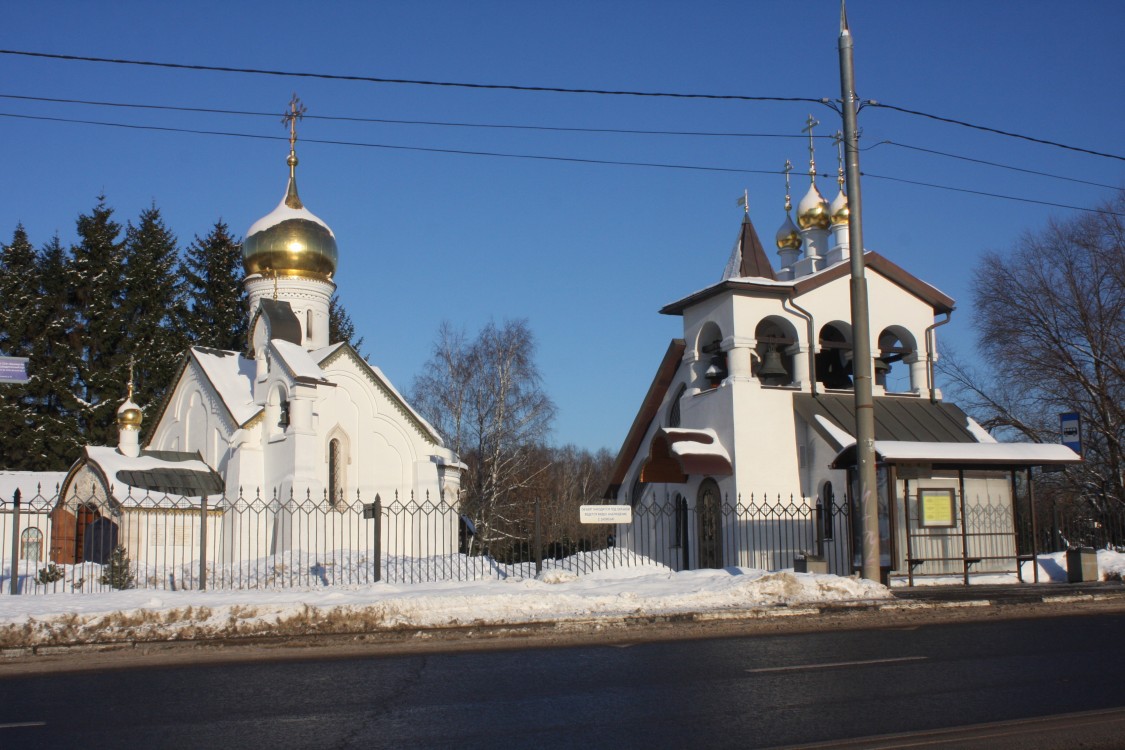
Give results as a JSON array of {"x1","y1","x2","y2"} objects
[
  {"x1": 117, "y1": 361, "x2": 143, "y2": 458},
  {"x1": 776, "y1": 160, "x2": 802, "y2": 252},
  {"x1": 242, "y1": 98, "x2": 338, "y2": 282}
]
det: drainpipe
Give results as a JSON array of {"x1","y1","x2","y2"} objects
[
  {"x1": 785, "y1": 293, "x2": 818, "y2": 397},
  {"x1": 924, "y1": 312, "x2": 952, "y2": 404}
]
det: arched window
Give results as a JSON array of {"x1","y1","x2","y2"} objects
[
  {"x1": 325, "y1": 428, "x2": 351, "y2": 508},
  {"x1": 629, "y1": 475, "x2": 647, "y2": 508},
  {"x1": 306, "y1": 309, "x2": 313, "y2": 342},
  {"x1": 668, "y1": 384, "x2": 686, "y2": 428},
  {"x1": 329, "y1": 438, "x2": 343, "y2": 507},
  {"x1": 21, "y1": 528, "x2": 43, "y2": 561}
]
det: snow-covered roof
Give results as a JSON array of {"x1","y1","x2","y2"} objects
[
  {"x1": 76, "y1": 446, "x2": 224, "y2": 506},
  {"x1": 272, "y1": 339, "x2": 331, "y2": 383},
  {"x1": 246, "y1": 193, "x2": 335, "y2": 238},
  {"x1": 190, "y1": 348, "x2": 259, "y2": 426},
  {"x1": 831, "y1": 440, "x2": 1081, "y2": 468}
]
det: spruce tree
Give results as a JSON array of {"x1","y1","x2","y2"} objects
[
  {"x1": 328, "y1": 293, "x2": 365, "y2": 354},
  {"x1": 182, "y1": 220, "x2": 247, "y2": 351},
  {"x1": 0, "y1": 231, "x2": 81, "y2": 470},
  {"x1": 121, "y1": 205, "x2": 188, "y2": 415},
  {"x1": 0, "y1": 226, "x2": 40, "y2": 469},
  {"x1": 30, "y1": 237, "x2": 83, "y2": 469},
  {"x1": 67, "y1": 197, "x2": 127, "y2": 447}
]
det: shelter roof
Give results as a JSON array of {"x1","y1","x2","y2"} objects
[{"x1": 794, "y1": 393, "x2": 979, "y2": 452}]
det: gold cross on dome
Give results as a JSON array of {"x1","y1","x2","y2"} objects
[
  {"x1": 802, "y1": 114, "x2": 819, "y2": 178},
  {"x1": 282, "y1": 94, "x2": 307, "y2": 151}
]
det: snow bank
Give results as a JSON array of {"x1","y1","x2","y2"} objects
[{"x1": 0, "y1": 567, "x2": 889, "y2": 648}]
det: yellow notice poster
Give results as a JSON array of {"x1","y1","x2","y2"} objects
[{"x1": 920, "y1": 489, "x2": 955, "y2": 528}]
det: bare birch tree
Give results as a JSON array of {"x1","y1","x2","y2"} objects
[
  {"x1": 411, "y1": 319, "x2": 556, "y2": 556},
  {"x1": 941, "y1": 193, "x2": 1124, "y2": 510}
]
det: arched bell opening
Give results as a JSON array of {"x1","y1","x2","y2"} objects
[
  {"x1": 697, "y1": 322, "x2": 727, "y2": 389},
  {"x1": 753, "y1": 317, "x2": 797, "y2": 386},
  {"x1": 877, "y1": 326, "x2": 918, "y2": 392},
  {"x1": 817, "y1": 322, "x2": 853, "y2": 390}
]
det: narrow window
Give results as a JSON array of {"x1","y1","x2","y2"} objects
[
  {"x1": 306, "y1": 309, "x2": 313, "y2": 341},
  {"x1": 329, "y1": 438, "x2": 343, "y2": 506}
]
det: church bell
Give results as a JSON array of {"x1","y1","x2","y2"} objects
[{"x1": 759, "y1": 347, "x2": 789, "y2": 379}]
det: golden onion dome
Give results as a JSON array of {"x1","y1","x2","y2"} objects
[
  {"x1": 117, "y1": 397, "x2": 143, "y2": 430},
  {"x1": 242, "y1": 151, "x2": 338, "y2": 281},
  {"x1": 829, "y1": 187, "x2": 850, "y2": 226},
  {"x1": 797, "y1": 182, "x2": 830, "y2": 230},
  {"x1": 775, "y1": 212, "x2": 802, "y2": 251}
]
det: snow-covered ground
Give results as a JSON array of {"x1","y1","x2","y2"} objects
[{"x1": 0, "y1": 550, "x2": 1121, "y2": 649}]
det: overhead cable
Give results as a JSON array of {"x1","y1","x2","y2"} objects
[
  {"x1": 0, "y1": 49, "x2": 821, "y2": 104},
  {"x1": 870, "y1": 102, "x2": 1125, "y2": 162}
]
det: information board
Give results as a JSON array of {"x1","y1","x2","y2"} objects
[
  {"x1": 579, "y1": 505, "x2": 633, "y2": 524},
  {"x1": 0, "y1": 356, "x2": 29, "y2": 384},
  {"x1": 919, "y1": 489, "x2": 956, "y2": 528}
]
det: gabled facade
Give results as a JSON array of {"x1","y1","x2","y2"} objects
[{"x1": 45, "y1": 126, "x2": 464, "y2": 565}]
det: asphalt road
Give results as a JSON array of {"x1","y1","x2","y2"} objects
[{"x1": 1, "y1": 612, "x2": 1123, "y2": 749}]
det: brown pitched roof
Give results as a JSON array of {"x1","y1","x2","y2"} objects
[
  {"x1": 661, "y1": 251, "x2": 955, "y2": 316},
  {"x1": 603, "y1": 339, "x2": 686, "y2": 498},
  {"x1": 729, "y1": 215, "x2": 776, "y2": 280}
]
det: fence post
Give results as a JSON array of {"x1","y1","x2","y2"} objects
[
  {"x1": 9, "y1": 489, "x2": 21, "y2": 596},
  {"x1": 534, "y1": 497, "x2": 542, "y2": 576},
  {"x1": 199, "y1": 495, "x2": 208, "y2": 591},
  {"x1": 373, "y1": 494, "x2": 382, "y2": 583}
]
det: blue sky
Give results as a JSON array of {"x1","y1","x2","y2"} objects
[{"x1": 2, "y1": 1, "x2": 1122, "y2": 452}]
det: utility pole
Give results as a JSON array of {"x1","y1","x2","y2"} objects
[{"x1": 838, "y1": 2, "x2": 881, "y2": 581}]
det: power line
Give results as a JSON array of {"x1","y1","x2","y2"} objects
[
  {"x1": 0, "y1": 49, "x2": 821, "y2": 104},
  {"x1": 5, "y1": 92, "x2": 1113, "y2": 190},
  {"x1": 869, "y1": 102, "x2": 1125, "y2": 162},
  {"x1": 2, "y1": 49, "x2": 1118, "y2": 162},
  {"x1": 862, "y1": 172, "x2": 1123, "y2": 216},
  {"x1": 0, "y1": 112, "x2": 783, "y2": 176},
  {"x1": 865, "y1": 140, "x2": 1119, "y2": 190},
  {"x1": 0, "y1": 93, "x2": 821, "y2": 140},
  {"x1": 5, "y1": 110, "x2": 1118, "y2": 217}
]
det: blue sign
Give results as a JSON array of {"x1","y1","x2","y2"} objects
[
  {"x1": 0, "y1": 356, "x2": 29, "y2": 384},
  {"x1": 1060, "y1": 412, "x2": 1082, "y2": 456}
]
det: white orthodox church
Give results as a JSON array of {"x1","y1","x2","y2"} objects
[
  {"x1": 605, "y1": 133, "x2": 1079, "y2": 580},
  {"x1": 44, "y1": 127, "x2": 462, "y2": 566}
]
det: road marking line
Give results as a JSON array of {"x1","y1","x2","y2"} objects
[
  {"x1": 747, "y1": 655, "x2": 927, "y2": 674},
  {"x1": 0, "y1": 722, "x2": 46, "y2": 729}
]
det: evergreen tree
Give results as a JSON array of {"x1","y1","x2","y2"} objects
[
  {"x1": 328, "y1": 293, "x2": 365, "y2": 353},
  {"x1": 67, "y1": 197, "x2": 127, "y2": 447},
  {"x1": 121, "y1": 205, "x2": 188, "y2": 415},
  {"x1": 182, "y1": 220, "x2": 247, "y2": 351},
  {"x1": 0, "y1": 231, "x2": 81, "y2": 470},
  {"x1": 0, "y1": 226, "x2": 41, "y2": 469},
  {"x1": 30, "y1": 236, "x2": 83, "y2": 469}
]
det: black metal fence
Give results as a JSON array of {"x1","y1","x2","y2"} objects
[
  {"x1": 0, "y1": 486, "x2": 642, "y2": 595},
  {"x1": 623, "y1": 492, "x2": 854, "y2": 576},
  {"x1": 6, "y1": 482, "x2": 1120, "y2": 595}
]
